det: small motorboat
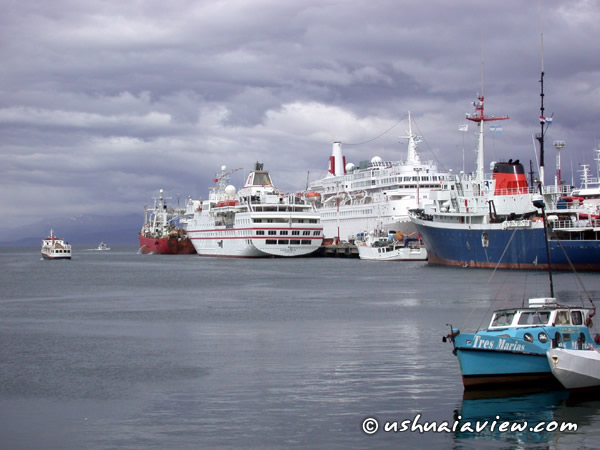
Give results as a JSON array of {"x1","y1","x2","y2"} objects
[
  {"x1": 96, "y1": 242, "x2": 110, "y2": 251},
  {"x1": 547, "y1": 347, "x2": 600, "y2": 391}
]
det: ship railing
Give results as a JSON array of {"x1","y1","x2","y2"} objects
[
  {"x1": 550, "y1": 218, "x2": 598, "y2": 230},
  {"x1": 492, "y1": 187, "x2": 536, "y2": 196}
]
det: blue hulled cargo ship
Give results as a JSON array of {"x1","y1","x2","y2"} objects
[{"x1": 409, "y1": 90, "x2": 600, "y2": 271}]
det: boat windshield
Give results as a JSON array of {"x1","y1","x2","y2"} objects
[
  {"x1": 517, "y1": 311, "x2": 551, "y2": 326},
  {"x1": 491, "y1": 311, "x2": 515, "y2": 327}
]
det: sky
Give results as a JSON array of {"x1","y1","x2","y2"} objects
[{"x1": 1, "y1": 0, "x2": 599, "y2": 228}]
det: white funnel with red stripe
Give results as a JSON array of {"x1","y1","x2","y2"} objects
[{"x1": 328, "y1": 141, "x2": 346, "y2": 177}]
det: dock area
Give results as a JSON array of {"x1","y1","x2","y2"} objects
[{"x1": 317, "y1": 243, "x2": 359, "y2": 258}]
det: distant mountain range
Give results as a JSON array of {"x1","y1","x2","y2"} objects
[{"x1": 0, "y1": 213, "x2": 143, "y2": 247}]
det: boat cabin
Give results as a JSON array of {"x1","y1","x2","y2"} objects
[{"x1": 488, "y1": 298, "x2": 593, "y2": 331}]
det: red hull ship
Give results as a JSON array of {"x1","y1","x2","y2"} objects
[
  {"x1": 139, "y1": 189, "x2": 196, "y2": 255},
  {"x1": 138, "y1": 233, "x2": 196, "y2": 254}
]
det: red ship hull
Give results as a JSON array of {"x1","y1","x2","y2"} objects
[{"x1": 138, "y1": 233, "x2": 196, "y2": 255}]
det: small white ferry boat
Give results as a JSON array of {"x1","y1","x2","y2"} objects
[
  {"x1": 41, "y1": 229, "x2": 72, "y2": 260},
  {"x1": 186, "y1": 163, "x2": 324, "y2": 257},
  {"x1": 356, "y1": 230, "x2": 427, "y2": 261},
  {"x1": 548, "y1": 347, "x2": 600, "y2": 392}
]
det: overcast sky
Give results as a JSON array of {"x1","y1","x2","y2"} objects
[{"x1": 1, "y1": 0, "x2": 599, "y2": 228}]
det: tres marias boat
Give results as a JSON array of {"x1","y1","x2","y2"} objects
[
  {"x1": 445, "y1": 297, "x2": 597, "y2": 389},
  {"x1": 41, "y1": 229, "x2": 72, "y2": 260}
]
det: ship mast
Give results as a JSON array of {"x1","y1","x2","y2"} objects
[
  {"x1": 535, "y1": 33, "x2": 553, "y2": 186},
  {"x1": 399, "y1": 111, "x2": 421, "y2": 165},
  {"x1": 466, "y1": 63, "x2": 509, "y2": 181}
]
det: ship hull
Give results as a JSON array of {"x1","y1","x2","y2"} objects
[
  {"x1": 412, "y1": 218, "x2": 600, "y2": 271},
  {"x1": 41, "y1": 253, "x2": 71, "y2": 260},
  {"x1": 188, "y1": 230, "x2": 323, "y2": 258},
  {"x1": 318, "y1": 203, "x2": 418, "y2": 242},
  {"x1": 138, "y1": 234, "x2": 196, "y2": 255},
  {"x1": 453, "y1": 331, "x2": 563, "y2": 389}
]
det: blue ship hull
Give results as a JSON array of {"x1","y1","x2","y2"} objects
[
  {"x1": 455, "y1": 337, "x2": 557, "y2": 388},
  {"x1": 413, "y1": 220, "x2": 600, "y2": 270}
]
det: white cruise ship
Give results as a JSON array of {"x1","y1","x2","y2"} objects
[
  {"x1": 41, "y1": 229, "x2": 72, "y2": 260},
  {"x1": 307, "y1": 113, "x2": 451, "y2": 242},
  {"x1": 186, "y1": 163, "x2": 323, "y2": 257}
]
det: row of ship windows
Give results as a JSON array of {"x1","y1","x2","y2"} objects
[
  {"x1": 232, "y1": 218, "x2": 318, "y2": 225},
  {"x1": 253, "y1": 218, "x2": 318, "y2": 224},
  {"x1": 267, "y1": 239, "x2": 313, "y2": 245},
  {"x1": 244, "y1": 239, "x2": 313, "y2": 245},
  {"x1": 199, "y1": 230, "x2": 320, "y2": 237},
  {"x1": 353, "y1": 181, "x2": 444, "y2": 189},
  {"x1": 322, "y1": 210, "x2": 373, "y2": 218},
  {"x1": 256, "y1": 230, "x2": 320, "y2": 236},
  {"x1": 50, "y1": 249, "x2": 70, "y2": 253},
  {"x1": 322, "y1": 176, "x2": 447, "y2": 191}
]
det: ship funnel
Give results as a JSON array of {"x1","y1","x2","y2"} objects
[{"x1": 328, "y1": 142, "x2": 347, "y2": 177}]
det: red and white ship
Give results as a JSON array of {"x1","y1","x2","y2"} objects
[
  {"x1": 138, "y1": 189, "x2": 196, "y2": 255},
  {"x1": 41, "y1": 229, "x2": 72, "y2": 260}
]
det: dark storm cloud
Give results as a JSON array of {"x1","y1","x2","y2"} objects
[{"x1": 1, "y1": 0, "x2": 599, "y2": 227}]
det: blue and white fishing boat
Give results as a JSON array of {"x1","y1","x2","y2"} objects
[{"x1": 444, "y1": 297, "x2": 597, "y2": 389}]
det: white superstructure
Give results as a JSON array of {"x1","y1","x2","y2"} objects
[
  {"x1": 41, "y1": 229, "x2": 72, "y2": 260},
  {"x1": 186, "y1": 163, "x2": 323, "y2": 257},
  {"x1": 307, "y1": 112, "x2": 451, "y2": 242}
]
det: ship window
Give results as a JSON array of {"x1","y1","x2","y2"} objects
[
  {"x1": 292, "y1": 230, "x2": 300, "y2": 236},
  {"x1": 313, "y1": 231, "x2": 321, "y2": 236},
  {"x1": 518, "y1": 311, "x2": 550, "y2": 325},
  {"x1": 481, "y1": 232, "x2": 489, "y2": 248},
  {"x1": 491, "y1": 311, "x2": 515, "y2": 327},
  {"x1": 268, "y1": 230, "x2": 277, "y2": 235},
  {"x1": 280, "y1": 230, "x2": 288, "y2": 235},
  {"x1": 523, "y1": 333, "x2": 533, "y2": 343},
  {"x1": 278, "y1": 240, "x2": 289, "y2": 245},
  {"x1": 256, "y1": 230, "x2": 265, "y2": 235},
  {"x1": 556, "y1": 311, "x2": 570, "y2": 325},
  {"x1": 571, "y1": 311, "x2": 583, "y2": 325},
  {"x1": 290, "y1": 240, "x2": 300, "y2": 245},
  {"x1": 301, "y1": 240, "x2": 311, "y2": 245},
  {"x1": 266, "y1": 240, "x2": 277, "y2": 245}
]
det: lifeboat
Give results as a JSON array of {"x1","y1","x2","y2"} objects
[{"x1": 306, "y1": 192, "x2": 322, "y2": 202}]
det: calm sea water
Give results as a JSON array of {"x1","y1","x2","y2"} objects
[{"x1": 2, "y1": 246, "x2": 600, "y2": 449}]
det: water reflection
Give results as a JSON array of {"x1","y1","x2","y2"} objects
[{"x1": 454, "y1": 388, "x2": 600, "y2": 448}]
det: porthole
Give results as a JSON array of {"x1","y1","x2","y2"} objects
[
  {"x1": 538, "y1": 332, "x2": 548, "y2": 343},
  {"x1": 524, "y1": 333, "x2": 534, "y2": 343}
]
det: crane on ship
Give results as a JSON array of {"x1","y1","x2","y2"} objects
[{"x1": 212, "y1": 167, "x2": 242, "y2": 184}]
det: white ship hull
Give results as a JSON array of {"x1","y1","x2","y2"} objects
[
  {"x1": 547, "y1": 348, "x2": 600, "y2": 391},
  {"x1": 41, "y1": 251, "x2": 71, "y2": 260},
  {"x1": 357, "y1": 244, "x2": 427, "y2": 261},
  {"x1": 319, "y1": 199, "x2": 418, "y2": 242},
  {"x1": 188, "y1": 211, "x2": 322, "y2": 257}
]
